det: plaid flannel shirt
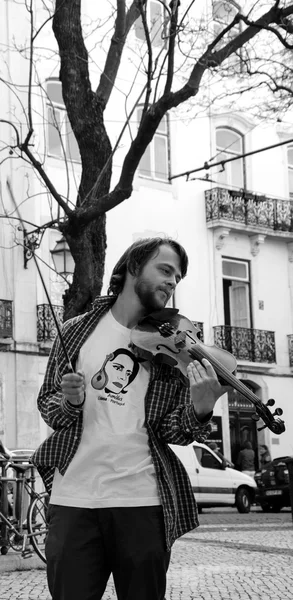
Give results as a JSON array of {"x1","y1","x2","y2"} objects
[{"x1": 31, "y1": 296, "x2": 212, "y2": 550}]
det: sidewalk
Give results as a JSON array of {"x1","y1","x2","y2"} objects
[
  {"x1": 0, "y1": 513, "x2": 293, "y2": 599},
  {"x1": 0, "y1": 551, "x2": 45, "y2": 573}
]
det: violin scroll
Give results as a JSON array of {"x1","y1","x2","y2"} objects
[{"x1": 257, "y1": 405, "x2": 285, "y2": 434}]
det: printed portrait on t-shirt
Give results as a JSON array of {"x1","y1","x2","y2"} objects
[{"x1": 91, "y1": 348, "x2": 140, "y2": 404}]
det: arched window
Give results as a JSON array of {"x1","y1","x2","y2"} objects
[
  {"x1": 216, "y1": 127, "x2": 245, "y2": 188},
  {"x1": 213, "y1": 1, "x2": 241, "y2": 67},
  {"x1": 46, "y1": 79, "x2": 80, "y2": 162},
  {"x1": 287, "y1": 145, "x2": 293, "y2": 199}
]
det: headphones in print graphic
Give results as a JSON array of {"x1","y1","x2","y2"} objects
[{"x1": 91, "y1": 353, "x2": 114, "y2": 390}]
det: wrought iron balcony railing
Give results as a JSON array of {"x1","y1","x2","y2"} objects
[
  {"x1": 288, "y1": 334, "x2": 293, "y2": 367},
  {"x1": 0, "y1": 299, "x2": 13, "y2": 338},
  {"x1": 213, "y1": 325, "x2": 276, "y2": 363},
  {"x1": 37, "y1": 304, "x2": 64, "y2": 343},
  {"x1": 205, "y1": 187, "x2": 293, "y2": 234}
]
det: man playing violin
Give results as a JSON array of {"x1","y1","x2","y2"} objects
[{"x1": 32, "y1": 237, "x2": 228, "y2": 600}]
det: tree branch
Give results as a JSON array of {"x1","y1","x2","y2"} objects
[
  {"x1": 96, "y1": 0, "x2": 147, "y2": 107},
  {"x1": 169, "y1": 2, "x2": 293, "y2": 107},
  {"x1": 139, "y1": 0, "x2": 153, "y2": 115},
  {"x1": 23, "y1": 0, "x2": 34, "y2": 146},
  {"x1": 19, "y1": 144, "x2": 73, "y2": 217},
  {"x1": 0, "y1": 120, "x2": 21, "y2": 146},
  {"x1": 53, "y1": 0, "x2": 112, "y2": 203},
  {"x1": 240, "y1": 14, "x2": 293, "y2": 49},
  {"x1": 164, "y1": 0, "x2": 180, "y2": 94},
  {"x1": 53, "y1": 0, "x2": 102, "y2": 140}
]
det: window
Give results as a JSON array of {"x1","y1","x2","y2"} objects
[
  {"x1": 216, "y1": 127, "x2": 245, "y2": 188},
  {"x1": 47, "y1": 80, "x2": 80, "y2": 162},
  {"x1": 135, "y1": 0, "x2": 165, "y2": 47},
  {"x1": 287, "y1": 145, "x2": 293, "y2": 199},
  {"x1": 193, "y1": 447, "x2": 222, "y2": 470},
  {"x1": 213, "y1": 1, "x2": 241, "y2": 68},
  {"x1": 137, "y1": 107, "x2": 170, "y2": 182},
  {"x1": 222, "y1": 259, "x2": 251, "y2": 328}
]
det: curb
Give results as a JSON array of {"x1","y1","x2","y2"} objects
[{"x1": 0, "y1": 551, "x2": 46, "y2": 572}]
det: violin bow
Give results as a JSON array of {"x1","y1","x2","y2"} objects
[{"x1": 6, "y1": 178, "x2": 74, "y2": 372}]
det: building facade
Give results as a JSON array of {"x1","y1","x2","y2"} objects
[{"x1": 0, "y1": 0, "x2": 293, "y2": 468}]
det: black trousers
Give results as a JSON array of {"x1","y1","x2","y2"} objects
[{"x1": 45, "y1": 505, "x2": 171, "y2": 600}]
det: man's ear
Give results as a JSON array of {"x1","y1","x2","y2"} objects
[{"x1": 128, "y1": 261, "x2": 140, "y2": 277}]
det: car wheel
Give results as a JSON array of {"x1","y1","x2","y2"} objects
[{"x1": 235, "y1": 487, "x2": 251, "y2": 513}]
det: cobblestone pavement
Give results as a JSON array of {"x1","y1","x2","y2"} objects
[{"x1": 0, "y1": 508, "x2": 292, "y2": 599}]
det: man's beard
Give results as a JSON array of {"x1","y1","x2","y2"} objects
[{"x1": 134, "y1": 278, "x2": 168, "y2": 312}]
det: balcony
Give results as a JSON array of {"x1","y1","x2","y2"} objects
[
  {"x1": 37, "y1": 304, "x2": 64, "y2": 343},
  {"x1": 0, "y1": 300, "x2": 13, "y2": 338},
  {"x1": 205, "y1": 187, "x2": 293, "y2": 239},
  {"x1": 213, "y1": 325, "x2": 276, "y2": 363}
]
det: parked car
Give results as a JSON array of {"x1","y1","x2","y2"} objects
[
  {"x1": 169, "y1": 442, "x2": 257, "y2": 513},
  {"x1": 254, "y1": 456, "x2": 292, "y2": 512}
]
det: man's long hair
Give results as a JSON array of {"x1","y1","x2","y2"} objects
[{"x1": 108, "y1": 237, "x2": 188, "y2": 296}]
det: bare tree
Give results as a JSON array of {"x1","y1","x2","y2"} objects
[{"x1": 1, "y1": 0, "x2": 293, "y2": 318}]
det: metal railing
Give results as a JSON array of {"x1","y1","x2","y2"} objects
[
  {"x1": 0, "y1": 300, "x2": 13, "y2": 338},
  {"x1": 213, "y1": 325, "x2": 276, "y2": 363},
  {"x1": 205, "y1": 187, "x2": 293, "y2": 233},
  {"x1": 37, "y1": 304, "x2": 64, "y2": 343}
]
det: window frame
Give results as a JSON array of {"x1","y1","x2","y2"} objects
[
  {"x1": 222, "y1": 258, "x2": 252, "y2": 328},
  {"x1": 134, "y1": 0, "x2": 166, "y2": 48},
  {"x1": 137, "y1": 107, "x2": 171, "y2": 183},
  {"x1": 212, "y1": 0, "x2": 242, "y2": 67},
  {"x1": 215, "y1": 126, "x2": 245, "y2": 189},
  {"x1": 46, "y1": 79, "x2": 81, "y2": 163}
]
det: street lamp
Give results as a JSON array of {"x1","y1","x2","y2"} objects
[{"x1": 50, "y1": 236, "x2": 75, "y2": 279}]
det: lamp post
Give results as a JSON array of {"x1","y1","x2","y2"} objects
[{"x1": 50, "y1": 236, "x2": 75, "y2": 280}]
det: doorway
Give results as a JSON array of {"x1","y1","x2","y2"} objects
[{"x1": 228, "y1": 385, "x2": 259, "y2": 470}]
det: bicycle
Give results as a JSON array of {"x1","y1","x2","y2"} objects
[{"x1": 0, "y1": 455, "x2": 48, "y2": 563}]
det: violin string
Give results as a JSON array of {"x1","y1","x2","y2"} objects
[{"x1": 185, "y1": 332, "x2": 263, "y2": 410}]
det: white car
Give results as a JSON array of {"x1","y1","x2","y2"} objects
[{"x1": 169, "y1": 441, "x2": 257, "y2": 513}]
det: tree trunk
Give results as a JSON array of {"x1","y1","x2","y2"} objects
[
  {"x1": 53, "y1": 0, "x2": 113, "y2": 320},
  {"x1": 62, "y1": 215, "x2": 107, "y2": 320}
]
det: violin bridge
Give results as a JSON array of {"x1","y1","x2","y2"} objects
[{"x1": 174, "y1": 331, "x2": 187, "y2": 350}]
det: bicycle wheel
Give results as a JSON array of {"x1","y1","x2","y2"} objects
[{"x1": 27, "y1": 491, "x2": 49, "y2": 563}]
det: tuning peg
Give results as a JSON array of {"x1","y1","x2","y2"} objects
[
  {"x1": 265, "y1": 399, "x2": 275, "y2": 407},
  {"x1": 273, "y1": 407, "x2": 283, "y2": 417},
  {"x1": 257, "y1": 424, "x2": 267, "y2": 432},
  {"x1": 251, "y1": 413, "x2": 260, "y2": 422}
]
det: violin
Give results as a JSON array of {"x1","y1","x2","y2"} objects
[{"x1": 130, "y1": 308, "x2": 285, "y2": 435}]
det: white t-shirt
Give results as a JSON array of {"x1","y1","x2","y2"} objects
[{"x1": 50, "y1": 310, "x2": 161, "y2": 507}]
